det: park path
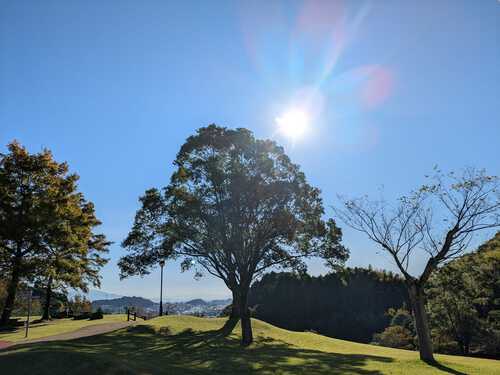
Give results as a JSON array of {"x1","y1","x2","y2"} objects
[{"x1": 0, "y1": 321, "x2": 134, "y2": 350}]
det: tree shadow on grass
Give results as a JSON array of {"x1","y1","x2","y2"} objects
[
  {"x1": 0, "y1": 319, "x2": 27, "y2": 333},
  {"x1": 0, "y1": 321, "x2": 55, "y2": 336},
  {"x1": 0, "y1": 323, "x2": 392, "y2": 375},
  {"x1": 0, "y1": 320, "x2": 464, "y2": 375},
  {"x1": 424, "y1": 361, "x2": 467, "y2": 375}
]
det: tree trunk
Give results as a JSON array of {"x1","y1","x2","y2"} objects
[
  {"x1": 42, "y1": 276, "x2": 53, "y2": 320},
  {"x1": 0, "y1": 257, "x2": 21, "y2": 326},
  {"x1": 230, "y1": 289, "x2": 240, "y2": 321},
  {"x1": 457, "y1": 339, "x2": 465, "y2": 355},
  {"x1": 408, "y1": 283, "x2": 435, "y2": 363},
  {"x1": 238, "y1": 287, "x2": 253, "y2": 346}
]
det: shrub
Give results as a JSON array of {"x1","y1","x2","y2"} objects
[
  {"x1": 159, "y1": 326, "x2": 171, "y2": 336},
  {"x1": 90, "y1": 308, "x2": 103, "y2": 320},
  {"x1": 373, "y1": 326, "x2": 414, "y2": 349},
  {"x1": 73, "y1": 312, "x2": 92, "y2": 320},
  {"x1": 51, "y1": 311, "x2": 69, "y2": 319}
]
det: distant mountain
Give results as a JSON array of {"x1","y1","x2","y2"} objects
[
  {"x1": 185, "y1": 298, "x2": 208, "y2": 306},
  {"x1": 92, "y1": 295, "x2": 232, "y2": 317},
  {"x1": 92, "y1": 296, "x2": 159, "y2": 314},
  {"x1": 166, "y1": 298, "x2": 231, "y2": 316},
  {"x1": 68, "y1": 289, "x2": 123, "y2": 302},
  {"x1": 88, "y1": 290, "x2": 124, "y2": 301}
]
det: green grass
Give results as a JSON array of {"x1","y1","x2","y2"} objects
[
  {"x1": 0, "y1": 314, "x2": 127, "y2": 342},
  {"x1": 1, "y1": 315, "x2": 498, "y2": 374}
]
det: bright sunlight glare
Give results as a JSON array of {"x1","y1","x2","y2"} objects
[{"x1": 275, "y1": 109, "x2": 310, "y2": 141}]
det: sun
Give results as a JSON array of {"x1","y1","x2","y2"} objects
[{"x1": 276, "y1": 109, "x2": 310, "y2": 141}]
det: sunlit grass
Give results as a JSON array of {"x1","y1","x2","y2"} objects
[
  {"x1": 0, "y1": 315, "x2": 498, "y2": 374},
  {"x1": 0, "y1": 314, "x2": 127, "y2": 342}
]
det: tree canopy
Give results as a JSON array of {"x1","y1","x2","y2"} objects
[
  {"x1": 0, "y1": 141, "x2": 109, "y2": 324},
  {"x1": 120, "y1": 125, "x2": 348, "y2": 345}
]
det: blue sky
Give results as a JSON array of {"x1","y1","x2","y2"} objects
[{"x1": 1, "y1": 0, "x2": 499, "y2": 301}]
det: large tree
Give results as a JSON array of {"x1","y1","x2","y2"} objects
[
  {"x1": 335, "y1": 168, "x2": 500, "y2": 362},
  {"x1": 0, "y1": 141, "x2": 109, "y2": 325},
  {"x1": 38, "y1": 203, "x2": 109, "y2": 320},
  {"x1": 120, "y1": 125, "x2": 348, "y2": 345}
]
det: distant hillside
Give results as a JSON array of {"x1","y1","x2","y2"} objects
[
  {"x1": 88, "y1": 290, "x2": 124, "y2": 301},
  {"x1": 92, "y1": 296, "x2": 231, "y2": 316},
  {"x1": 166, "y1": 299, "x2": 231, "y2": 316},
  {"x1": 249, "y1": 268, "x2": 407, "y2": 343},
  {"x1": 68, "y1": 289, "x2": 123, "y2": 301},
  {"x1": 92, "y1": 296, "x2": 158, "y2": 313}
]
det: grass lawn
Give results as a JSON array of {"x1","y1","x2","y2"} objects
[
  {"x1": 0, "y1": 315, "x2": 498, "y2": 374},
  {"x1": 0, "y1": 314, "x2": 127, "y2": 342}
]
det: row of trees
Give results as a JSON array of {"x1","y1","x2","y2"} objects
[
  {"x1": 120, "y1": 124, "x2": 500, "y2": 364},
  {"x1": 0, "y1": 280, "x2": 93, "y2": 319},
  {"x1": 247, "y1": 233, "x2": 499, "y2": 358},
  {"x1": 248, "y1": 267, "x2": 407, "y2": 343},
  {"x1": 4, "y1": 125, "x2": 497, "y2": 365},
  {"x1": 0, "y1": 142, "x2": 110, "y2": 325}
]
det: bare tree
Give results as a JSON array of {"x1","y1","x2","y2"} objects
[{"x1": 335, "y1": 168, "x2": 500, "y2": 362}]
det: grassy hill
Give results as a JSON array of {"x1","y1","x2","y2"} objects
[
  {"x1": 0, "y1": 315, "x2": 498, "y2": 374},
  {"x1": 1, "y1": 314, "x2": 127, "y2": 343}
]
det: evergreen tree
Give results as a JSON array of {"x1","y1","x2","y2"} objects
[
  {"x1": 0, "y1": 141, "x2": 109, "y2": 324},
  {"x1": 248, "y1": 268, "x2": 408, "y2": 343}
]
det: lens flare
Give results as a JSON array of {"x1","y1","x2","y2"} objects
[{"x1": 276, "y1": 109, "x2": 310, "y2": 140}]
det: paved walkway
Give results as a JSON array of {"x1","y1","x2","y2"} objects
[{"x1": 0, "y1": 321, "x2": 133, "y2": 350}]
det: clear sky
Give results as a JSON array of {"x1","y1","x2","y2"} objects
[{"x1": 1, "y1": 0, "x2": 499, "y2": 301}]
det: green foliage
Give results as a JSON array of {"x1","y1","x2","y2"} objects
[
  {"x1": 372, "y1": 307, "x2": 416, "y2": 350},
  {"x1": 426, "y1": 231, "x2": 500, "y2": 357},
  {"x1": 0, "y1": 141, "x2": 109, "y2": 324},
  {"x1": 388, "y1": 307, "x2": 414, "y2": 333},
  {"x1": 248, "y1": 267, "x2": 407, "y2": 343},
  {"x1": 68, "y1": 295, "x2": 92, "y2": 316},
  {"x1": 120, "y1": 125, "x2": 348, "y2": 344},
  {"x1": 373, "y1": 326, "x2": 414, "y2": 350},
  {"x1": 72, "y1": 312, "x2": 92, "y2": 320},
  {"x1": 0, "y1": 141, "x2": 68, "y2": 272},
  {"x1": 121, "y1": 125, "x2": 348, "y2": 279},
  {"x1": 11, "y1": 283, "x2": 67, "y2": 317},
  {"x1": 90, "y1": 307, "x2": 104, "y2": 320},
  {"x1": 119, "y1": 188, "x2": 170, "y2": 277}
]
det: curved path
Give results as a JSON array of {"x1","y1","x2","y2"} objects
[{"x1": 0, "y1": 321, "x2": 133, "y2": 350}]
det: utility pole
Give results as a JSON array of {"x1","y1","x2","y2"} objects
[{"x1": 159, "y1": 259, "x2": 165, "y2": 316}]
